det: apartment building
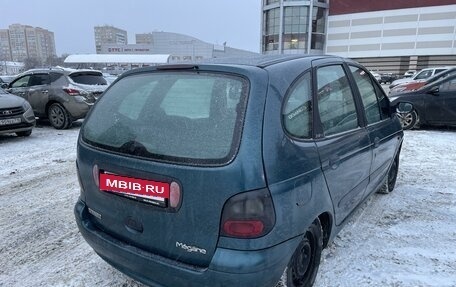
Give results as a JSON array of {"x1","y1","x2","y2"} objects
[
  {"x1": 94, "y1": 25, "x2": 128, "y2": 54},
  {"x1": 0, "y1": 24, "x2": 56, "y2": 63}
]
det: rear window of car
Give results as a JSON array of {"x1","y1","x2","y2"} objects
[
  {"x1": 81, "y1": 71, "x2": 249, "y2": 165},
  {"x1": 70, "y1": 73, "x2": 107, "y2": 85}
]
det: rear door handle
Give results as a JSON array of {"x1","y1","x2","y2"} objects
[
  {"x1": 328, "y1": 156, "x2": 340, "y2": 170},
  {"x1": 373, "y1": 137, "x2": 380, "y2": 148}
]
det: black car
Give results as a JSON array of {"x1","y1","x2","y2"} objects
[
  {"x1": 390, "y1": 73, "x2": 456, "y2": 129},
  {"x1": 379, "y1": 73, "x2": 398, "y2": 84}
]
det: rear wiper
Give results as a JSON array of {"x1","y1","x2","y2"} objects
[{"x1": 119, "y1": 140, "x2": 151, "y2": 156}]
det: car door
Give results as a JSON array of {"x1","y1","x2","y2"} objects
[
  {"x1": 27, "y1": 73, "x2": 51, "y2": 116},
  {"x1": 8, "y1": 75, "x2": 31, "y2": 101},
  {"x1": 424, "y1": 75, "x2": 456, "y2": 124},
  {"x1": 312, "y1": 61, "x2": 372, "y2": 225},
  {"x1": 348, "y1": 65, "x2": 403, "y2": 196}
]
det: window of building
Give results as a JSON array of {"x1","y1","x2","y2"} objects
[
  {"x1": 283, "y1": 6, "x2": 308, "y2": 51},
  {"x1": 263, "y1": 8, "x2": 281, "y2": 51},
  {"x1": 311, "y1": 6, "x2": 326, "y2": 50}
]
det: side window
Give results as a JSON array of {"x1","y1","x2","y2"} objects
[
  {"x1": 50, "y1": 72, "x2": 63, "y2": 83},
  {"x1": 29, "y1": 74, "x2": 50, "y2": 86},
  {"x1": 434, "y1": 69, "x2": 447, "y2": 75},
  {"x1": 439, "y1": 78, "x2": 456, "y2": 93},
  {"x1": 11, "y1": 76, "x2": 31, "y2": 88},
  {"x1": 414, "y1": 70, "x2": 432, "y2": 80},
  {"x1": 349, "y1": 66, "x2": 381, "y2": 124},
  {"x1": 283, "y1": 72, "x2": 312, "y2": 138},
  {"x1": 317, "y1": 65, "x2": 358, "y2": 136}
]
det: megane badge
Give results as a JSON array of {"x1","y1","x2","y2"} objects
[{"x1": 176, "y1": 242, "x2": 207, "y2": 255}]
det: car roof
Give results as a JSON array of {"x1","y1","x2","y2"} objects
[
  {"x1": 18, "y1": 67, "x2": 103, "y2": 77},
  {"x1": 196, "y1": 54, "x2": 346, "y2": 68},
  {"x1": 120, "y1": 55, "x2": 350, "y2": 78}
]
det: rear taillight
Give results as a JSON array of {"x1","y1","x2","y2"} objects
[
  {"x1": 169, "y1": 181, "x2": 181, "y2": 208},
  {"x1": 76, "y1": 161, "x2": 86, "y2": 201},
  {"x1": 92, "y1": 164, "x2": 99, "y2": 188},
  {"x1": 220, "y1": 188, "x2": 275, "y2": 239},
  {"x1": 63, "y1": 88, "x2": 81, "y2": 96}
]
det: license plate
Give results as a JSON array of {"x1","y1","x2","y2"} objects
[
  {"x1": 99, "y1": 172, "x2": 170, "y2": 207},
  {"x1": 0, "y1": 118, "x2": 21, "y2": 126}
]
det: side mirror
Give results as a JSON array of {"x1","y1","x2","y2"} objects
[
  {"x1": 428, "y1": 86, "x2": 439, "y2": 95},
  {"x1": 0, "y1": 83, "x2": 7, "y2": 89},
  {"x1": 396, "y1": 102, "x2": 413, "y2": 113}
]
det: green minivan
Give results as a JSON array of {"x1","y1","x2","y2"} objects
[{"x1": 75, "y1": 55, "x2": 403, "y2": 287}]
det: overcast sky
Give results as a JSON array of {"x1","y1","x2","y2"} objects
[{"x1": 0, "y1": 0, "x2": 262, "y2": 56}]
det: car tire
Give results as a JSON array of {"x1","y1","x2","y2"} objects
[
  {"x1": 16, "y1": 130, "x2": 32, "y2": 137},
  {"x1": 397, "y1": 109, "x2": 418, "y2": 130},
  {"x1": 280, "y1": 219, "x2": 323, "y2": 287},
  {"x1": 48, "y1": 103, "x2": 72, "y2": 130},
  {"x1": 377, "y1": 155, "x2": 399, "y2": 194}
]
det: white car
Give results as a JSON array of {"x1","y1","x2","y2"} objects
[{"x1": 389, "y1": 67, "x2": 451, "y2": 89}]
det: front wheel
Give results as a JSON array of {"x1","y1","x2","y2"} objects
[
  {"x1": 397, "y1": 109, "x2": 418, "y2": 130},
  {"x1": 48, "y1": 103, "x2": 72, "y2": 129},
  {"x1": 282, "y1": 219, "x2": 323, "y2": 287}
]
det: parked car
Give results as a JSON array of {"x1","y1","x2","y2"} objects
[
  {"x1": 389, "y1": 67, "x2": 451, "y2": 89},
  {"x1": 0, "y1": 75, "x2": 16, "y2": 89},
  {"x1": 390, "y1": 73, "x2": 456, "y2": 130},
  {"x1": 0, "y1": 88, "x2": 35, "y2": 137},
  {"x1": 379, "y1": 73, "x2": 398, "y2": 84},
  {"x1": 102, "y1": 73, "x2": 117, "y2": 85},
  {"x1": 74, "y1": 55, "x2": 404, "y2": 287},
  {"x1": 389, "y1": 67, "x2": 456, "y2": 96},
  {"x1": 369, "y1": 70, "x2": 381, "y2": 82},
  {"x1": 403, "y1": 70, "x2": 416, "y2": 78},
  {"x1": 6, "y1": 68, "x2": 108, "y2": 129}
]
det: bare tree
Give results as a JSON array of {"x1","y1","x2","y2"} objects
[{"x1": 23, "y1": 57, "x2": 41, "y2": 70}]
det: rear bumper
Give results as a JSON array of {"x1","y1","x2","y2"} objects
[
  {"x1": 63, "y1": 98, "x2": 93, "y2": 120},
  {"x1": 74, "y1": 200, "x2": 299, "y2": 287}
]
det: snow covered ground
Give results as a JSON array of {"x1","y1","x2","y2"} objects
[{"x1": 0, "y1": 121, "x2": 455, "y2": 287}]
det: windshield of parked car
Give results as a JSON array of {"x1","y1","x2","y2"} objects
[
  {"x1": 82, "y1": 71, "x2": 248, "y2": 165},
  {"x1": 414, "y1": 70, "x2": 433, "y2": 80}
]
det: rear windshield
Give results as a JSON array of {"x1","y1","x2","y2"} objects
[
  {"x1": 70, "y1": 73, "x2": 107, "y2": 85},
  {"x1": 82, "y1": 71, "x2": 249, "y2": 165}
]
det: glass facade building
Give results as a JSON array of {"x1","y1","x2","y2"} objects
[{"x1": 262, "y1": 0, "x2": 329, "y2": 55}]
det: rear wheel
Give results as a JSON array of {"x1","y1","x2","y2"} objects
[
  {"x1": 377, "y1": 155, "x2": 399, "y2": 194},
  {"x1": 281, "y1": 219, "x2": 323, "y2": 287},
  {"x1": 48, "y1": 103, "x2": 72, "y2": 129},
  {"x1": 397, "y1": 109, "x2": 418, "y2": 130}
]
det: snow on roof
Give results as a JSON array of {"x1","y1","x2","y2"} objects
[{"x1": 64, "y1": 54, "x2": 170, "y2": 64}]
